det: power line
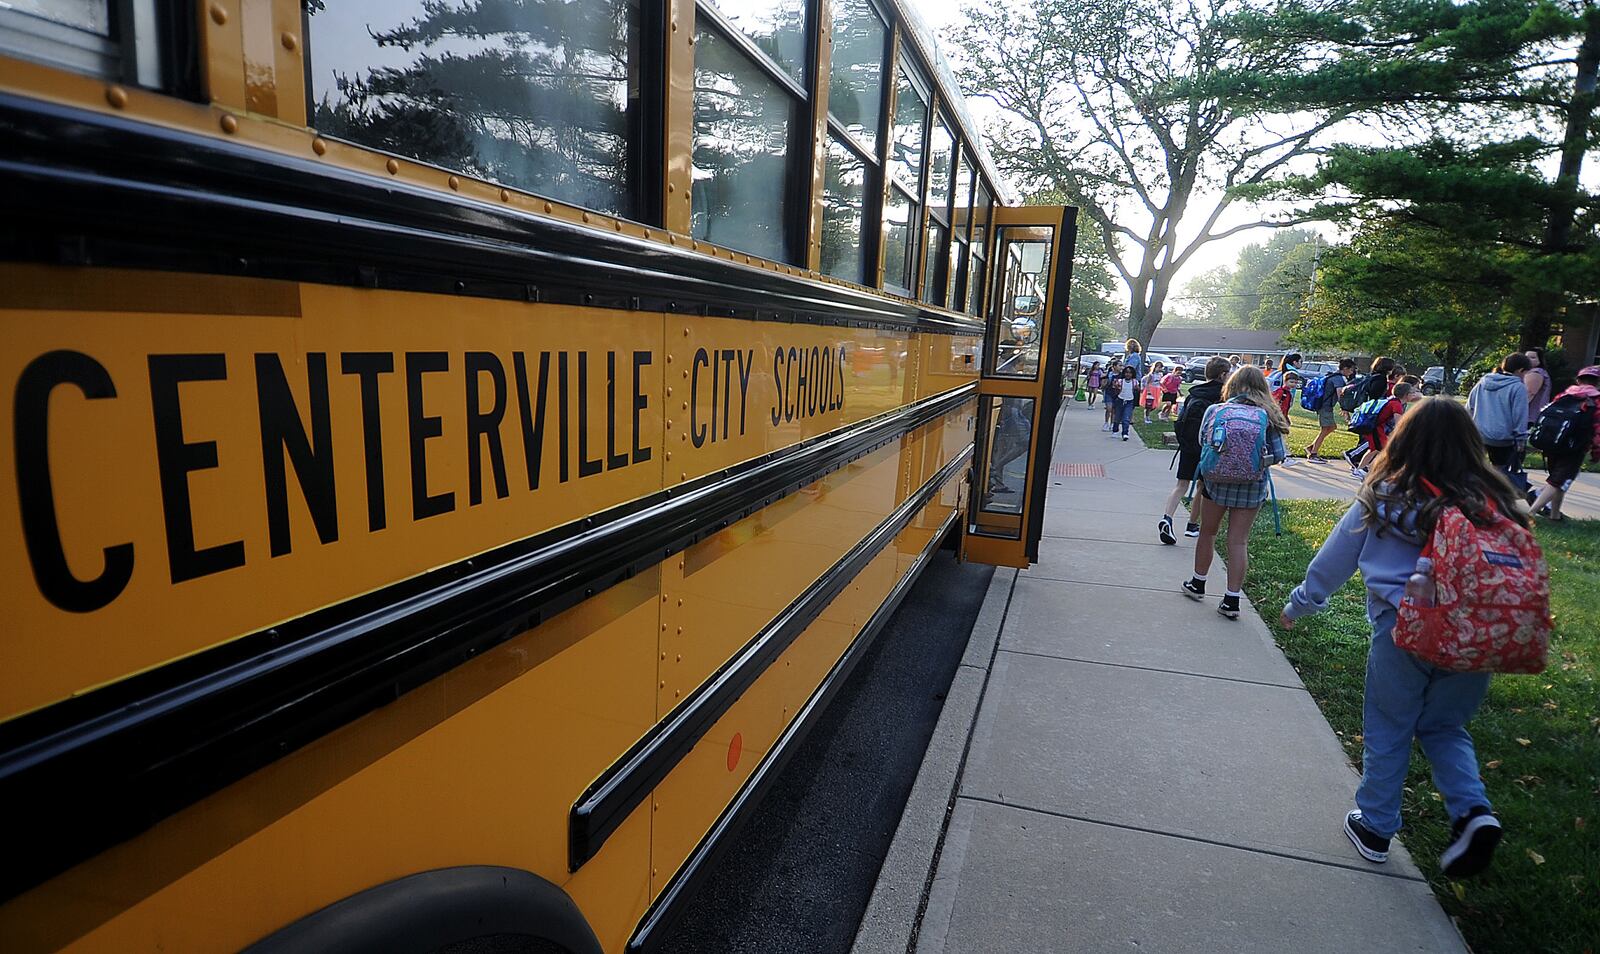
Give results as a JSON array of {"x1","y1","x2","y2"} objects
[{"x1": 1169, "y1": 291, "x2": 1305, "y2": 301}]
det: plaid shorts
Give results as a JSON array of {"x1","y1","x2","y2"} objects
[{"x1": 1200, "y1": 476, "x2": 1269, "y2": 509}]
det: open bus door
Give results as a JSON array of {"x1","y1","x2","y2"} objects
[{"x1": 962, "y1": 205, "x2": 1077, "y2": 568}]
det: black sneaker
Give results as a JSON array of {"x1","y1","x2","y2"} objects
[
  {"x1": 1344, "y1": 810, "x2": 1391, "y2": 863},
  {"x1": 1440, "y1": 806, "x2": 1502, "y2": 878},
  {"x1": 1158, "y1": 516, "x2": 1177, "y2": 545},
  {"x1": 1217, "y1": 595, "x2": 1241, "y2": 620},
  {"x1": 1184, "y1": 522, "x2": 1201, "y2": 537},
  {"x1": 1181, "y1": 578, "x2": 1206, "y2": 601}
]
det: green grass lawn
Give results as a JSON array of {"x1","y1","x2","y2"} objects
[{"x1": 1218, "y1": 501, "x2": 1599, "y2": 954}]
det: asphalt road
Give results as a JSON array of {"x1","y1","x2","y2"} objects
[{"x1": 657, "y1": 550, "x2": 995, "y2": 954}]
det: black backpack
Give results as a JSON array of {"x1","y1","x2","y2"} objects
[
  {"x1": 1338, "y1": 374, "x2": 1369, "y2": 412},
  {"x1": 1529, "y1": 394, "x2": 1597, "y2": 456},
  {"x1": 1176, "y1": 386, "x2": 1220, "y2": 446}
]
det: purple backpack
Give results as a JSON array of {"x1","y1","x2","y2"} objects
[{"x1": 1198, "y1": 404, "x2": 1270, "y2": 483}]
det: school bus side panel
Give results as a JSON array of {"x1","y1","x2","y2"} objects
[
  {"x1": 3, "y1": 569, "x2": 659, "y2": 954},
  {"x1": 0, "y1": 273, "x2": 665, "y2": 723}
]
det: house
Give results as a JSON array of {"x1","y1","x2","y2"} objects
[
  {"x1": 1560, "y1": 302, "x2": 1600, "y2": 369},
  {"x1": 1145, "y1": 327, "x2": 1293, "y2": 365}
]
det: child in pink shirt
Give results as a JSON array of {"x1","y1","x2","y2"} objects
[{"x1": 1159, "y1": 367, "x2": 1183, "y2": 421}]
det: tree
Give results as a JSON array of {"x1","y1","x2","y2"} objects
[
  {"x1": 1027, "y1": 187, "x2": 1123, "y2": 347},
  {"x1": 947, "y1": 0, "x2": 1346, "y2": 346},
  {"x1": 1237, "y1": 231, "x2": 1319, "y2": 328},
  {"x1": 1070, "y1": 217, "x2": 1124, "y2": 349},
  {"x1": 1215, "y1": 0, "x2": 1600, "y2": 349},
  {"x1": 1166, "y1": 228, "x2": 1319, "y2": 326},
  {"x1": 1170, "y1": 264, "x2": 1233, "y2": 324},
  {"x1": 1293, "y1": 221, "x2": 1519, "y2": 392}
]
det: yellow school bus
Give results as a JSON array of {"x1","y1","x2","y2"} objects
[{"x1": 0, "y1": 2, "x2": 1075, "y2": 951}]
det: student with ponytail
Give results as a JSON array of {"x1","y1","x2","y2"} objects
[{"x1": 1181, "y1": 366, "x2": 1290, "y2": 620}]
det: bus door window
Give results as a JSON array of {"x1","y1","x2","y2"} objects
[
  {"x1": 984, "y1": 228, "x2": 1052, "y2": 377},
  {"x1": 974, "y1": 395, "x2": 1035, "y2": 534}
]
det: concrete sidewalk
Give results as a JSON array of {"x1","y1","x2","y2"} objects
[{"x1": 852, "y1": 405, "x2": 1469, "y2": 954}]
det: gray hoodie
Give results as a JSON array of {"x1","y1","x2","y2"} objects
[
  {"x1": 1466, "y1": 372, "x2": 1529, "y2": 446},
  {"x1": 1284, "y1": 496, "x2": 1425, "y2": 626}
]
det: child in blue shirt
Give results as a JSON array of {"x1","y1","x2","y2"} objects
[{"x1": 1279, "y1": 398, "x2": 1522, "y2": 879}]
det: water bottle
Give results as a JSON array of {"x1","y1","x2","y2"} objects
[{"x1": 1405, "y1": 557, "x2": 1435, "y2": 607}]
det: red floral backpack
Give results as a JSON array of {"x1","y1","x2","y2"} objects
[{"x1": 1394, "y1": 480, "x2": 1551, "y2": 673}]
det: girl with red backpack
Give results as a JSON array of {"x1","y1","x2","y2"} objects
[
  {"x1": 1181, "y1": 366, "x2": 1290, "y2": 619},
  {"x1": 1279, "y1": 398, "x2": 1547, "y2": 879},
  {"x1": 1528, "y1": 364, "x2": 1600, "y2": 521}
]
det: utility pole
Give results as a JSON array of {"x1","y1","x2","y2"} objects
[{"x1": 1306, "y1": 234, "x2": 1321, "y2": 311}]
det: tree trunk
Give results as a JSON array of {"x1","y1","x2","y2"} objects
[
  {"x1": 1525, "y1": 12, "x2": 1600, "y2": 350},
  {"x1": 1124, "y1": 258, "x2": 1177, "y2": 349}
]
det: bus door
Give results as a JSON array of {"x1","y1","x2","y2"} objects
[{"x1": 962, "y1": 205, "x2": 1078, "y2": 568}]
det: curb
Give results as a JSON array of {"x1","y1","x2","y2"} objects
[{"x1": 849, "y1": 566, "x2": 1017, "y2": 954}]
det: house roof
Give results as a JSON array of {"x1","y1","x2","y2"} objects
[{"x1": 1146, "y1": 327, "x2": 1288, "y2": 354}]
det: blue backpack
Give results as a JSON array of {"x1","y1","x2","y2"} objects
[
  {"x1": 1348, "y1": 397, "x2": 1389, "y2": 435},
  {"x1": 1299, "y1": 374, "x2": 1330, "y2": 411},
  {"x1": 1198, "y1": 404, "x2": 1271, "y2": 483}
]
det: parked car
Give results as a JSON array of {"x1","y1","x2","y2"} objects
[
  {"x1": 1422, "y1": 366, "x2": 1465, "y2": 395},
  {"x1": 1298, "y1": 360, "x2": 1338, "y2": 378},
  {"x1": 1076, "y1": 354, "x2": 1114, "y2": 373},
  {"x1": 1184, "y1": 355, "x2": 1220, "y2": 382}
]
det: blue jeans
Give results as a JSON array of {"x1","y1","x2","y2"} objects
[
  {"x1": 1114, "y1": 398, "x2": 1134, "y2": 435},
  {"x1": 1357, "y1": 611, "x2": 1492, "y2": 837}
]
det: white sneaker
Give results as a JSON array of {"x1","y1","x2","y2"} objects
[{"x1": 1351, "y1": 466, "x2": 1368, "y2": 480}]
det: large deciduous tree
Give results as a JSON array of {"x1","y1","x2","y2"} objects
[
  {"x1": 948, "y1": 0, "x2": 1345, "y2": 345},
  {"x1": 1293, "y1": 222, "x2": 1518, "y2": 389},
  {"x1": 1215, "y1": 0, "x2": 1600, "y2": 349}
]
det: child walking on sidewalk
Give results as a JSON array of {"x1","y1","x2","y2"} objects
[
  {"x1": 1159, "y1": 356, "x2": 1228, "y2": 544},
  {"x1": 1279, "y1": 398, "x2": 1514, "y2": 878},
  {"x1": 1181, "y1": 366, "x2": 1289, "y2": 619},
  {"x1": 1112, "y1": 365, "x2": 1138, "y2": 441}
]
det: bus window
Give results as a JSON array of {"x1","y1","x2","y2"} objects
[
  {"x1": 306, "y1": 0, "x2": 646, "y2": 220},
  {"x1": 707, "y1": 0, "x2": 809, "y2": 84},
  {"x1": 821, "y1": 134, "x2": 869, "y2": 283},
  {"x1": 975, "y1": 395, "x2": 1035, "y2": 528},
  {"x1": 827, "y1": 0, "x2": 886, "y2": 154},
  {"x1": 821, "y1": 0, "x2": 889, "y2": 285},
  {"x1": 0, "y1": 0, "x2": 159, "y2": 86},
  {"x1": 885, "y1": 65, "x2": 928, "y2": 295},
  {"x1": 690, "y1": 13, "x2": 804, "y2": 262},
  {"x1": 882, "y1": 185, "x2": 915, "y2": 291},
  {"x1": 985, "y1": 228, "x2": 1053, "y2": 378}
]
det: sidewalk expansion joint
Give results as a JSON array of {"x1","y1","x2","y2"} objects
[
  {"x1": 995, "y1": 648, "x2": 1308, "y2": 692},
  {"x1": 1039, "y1": 532, "x2": 1190, "y2": 548},
  {"x1": 904, "y1": 569, "x2": 1019, "y2": 954},
  {"x1": 958, "y1": 794, "x2": 1429, "y2": 884},
  {"x1": 1019, "y1": 575, "x2": 1207, "y2": 596}
]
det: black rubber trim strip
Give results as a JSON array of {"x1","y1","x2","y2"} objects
[
  {"x1": 0, "y1": 94, "x2": 983, "y2": 336},
  {"x1": 244, "y1": 865, "x2": 602, "y2": 954},
  {"x1": 570, "y1": 447, "x2": 973, "y2": 870},
  {"x1": 625, "y1": 505, "x2": 964, "y2": 953},
  {"x1": 0, "y1": 383, "x2": 975, "y2": 905}
]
